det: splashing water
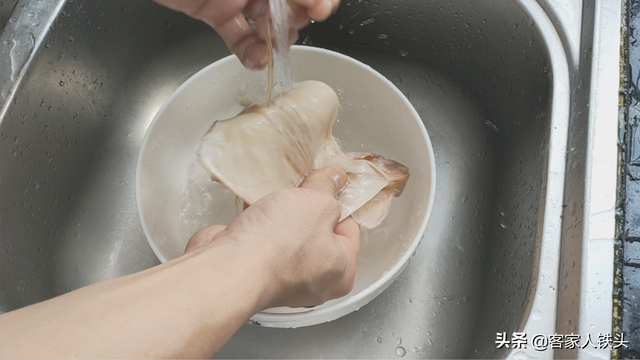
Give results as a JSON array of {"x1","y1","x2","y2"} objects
[
  {"x1": 179, "y1": 157, "x2": 243, "y2": 241},
  {"x1": 268, "y1": 0, "x2": 293, "y2": 95},
  {"x1": 181, "y1": 1, "x2": 294, "y2": 232}
]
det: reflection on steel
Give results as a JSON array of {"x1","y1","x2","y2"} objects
[{"x1": 0, "y1": 0, "x2": 620, "y2": 358}]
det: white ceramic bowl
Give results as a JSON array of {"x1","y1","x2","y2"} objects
[{"x1": 136, "y1": 46, "x2": 436, "y2": 328}]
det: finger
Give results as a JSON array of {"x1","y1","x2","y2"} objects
[
  {"x1": 214, "y1": 13, "x2": 270, "y2": 69},
  {"x1": 253, "y1": 16, "x2": 270, "y2": 42},
  {"x1": 300, "y1": 166, "x2": 347, "y2": 196},
  {"x1": 289, "y1": 3, "x2": 312, "y2": 29},
  {"x1": 244, "y1": 0, "x2": 269, "y2": 20},
  {"x1": 152, "y1": 0, "x2": 208, "y2": 15},
  {"x1": 304, "y1": 0, "x2": 340, "y2": 21},
  {"x1": 153, "y1": 0, "x2": 269, "y2": 69},
  {"x1": 240, "y1": 39, "x2": 270, "y2": 69},
  {"x1": 157, "y1": 0, "x2": 247, "y2": 28},
  {"x1": 291, "y1": 14, "x2": 311, "y2": 31},
  {"x1": 334, "y1": 216, "x2": 360, "y2": 297},
  {"x1": 289, "y1": 29, "x2": 299, "y2": 45},
  {"x1": 184, "y1": 225, "x2": 227, "y2": 254},
  {"x1": 255, "y1": 18, "x2": 298, "y2": 46},
  {"x1": 249, "y1": 1, "x2": 310, "y2": 31},
  {"x1": 334, "y1": 216, "x2": 361, "y2": 254}
]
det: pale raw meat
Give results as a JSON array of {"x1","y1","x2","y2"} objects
[
  {"x1": 345, "y1": 152, "x2": 410, "y2": 228},
  {"x1": 197, "y1": 80, "x2": 409, "y2": 228}
]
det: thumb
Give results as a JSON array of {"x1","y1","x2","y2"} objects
[
  {"x1": 300, "y1": 166, "x2": 347, "y2": 197},
  {"x1": 184, "y1": 225, "x2": 227, "y2": 254}
]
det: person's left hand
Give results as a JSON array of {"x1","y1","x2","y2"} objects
[{"x1": 153, "y1": 0, "x2": 340, "y2": 70}]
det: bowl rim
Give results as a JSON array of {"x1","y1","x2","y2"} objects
[{"x1": 135, "y1": 45, "x2": 437, "y2": 328}]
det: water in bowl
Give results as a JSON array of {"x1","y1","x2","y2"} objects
[{"x1": 178, "y1": 156, "x2": 242, "y2": 242}]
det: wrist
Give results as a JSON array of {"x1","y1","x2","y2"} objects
[{"x1": 188, "y1": 235, "x2": 281, "y2": 314}]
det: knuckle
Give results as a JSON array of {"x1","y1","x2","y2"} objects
[
  {"x1": 321, "y1": 193, "x2": 339, "y2": 211},
  {"x1": 298, "y1": 188, "x2": 337, "y2": 209},
  {"x1": 295, "y1": 188, "x2": 317, "y2": 206},
  {"x1": 336, "y1": 278, "x2": 355, "y2": 298}
]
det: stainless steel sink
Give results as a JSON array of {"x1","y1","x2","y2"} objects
[{"x1": 0, "y1": 0, "x2": 621, "y2": 358}]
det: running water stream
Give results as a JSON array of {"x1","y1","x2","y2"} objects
[
  {"x1": 267, "y1": 0, "x2": 293, "y2": 97},
  {"x1": 178, "y1": 0, "x2": 296, "y2": 240}
]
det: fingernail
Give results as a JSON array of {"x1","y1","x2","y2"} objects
[
  {"x1": 329, "y1": 167, "x2": 347, "y2": 190},
  {"x1": 322, "y1": 0, "x2": 332, "y2": 12},
  {"x1": 309, "y1": 0, "x2": 331, "y2": 21},
  {"x1": 260, "y1": 49, "x2": 270, "y2": 66},
  {"x1": 246, "y1": 49, "x2": 269, "y2": 70}
]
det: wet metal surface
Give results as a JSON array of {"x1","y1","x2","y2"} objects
[
  {"x1": 0, "y1": 0, "x2": 570, "y2": 358},
  {"x1": 621, "y1": 0, "x2": 640, "y2": 357},
  {"x1": 0, "y1": 0, "x2": 18, "y2": 30},
  {"x1": 0, "y1": 0, "x2": 623, "y2": 358}
]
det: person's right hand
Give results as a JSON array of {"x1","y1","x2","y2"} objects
[
  {"x1": 153, "y1": 0, "x2": 340, "y2": 69},
  {"x1": 0, "y1": 166, "x2": 358, "y2": 359},
  {"x1": 185, "y1": 166, "x2": 361, "y2": 309}
]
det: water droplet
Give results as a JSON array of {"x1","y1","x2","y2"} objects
[
  {"x1": 532, "y1": 310, "x2": 542, "y2": 320},
  {"x1": 8, "y1": 33, "x2": 36, "y2": 82},
  {"x1": 511, "y1": 350, "x2": 533, "y2": 360},
  {"x1": 360, "y1": 18, "x2": 375, "y2": 26},
  {"x1": 484, "y1": 120, "x2": 500, "y2": 132},
  {"x1": 395, "y1": 346, "x2": 406, "y2": 357},
  {"x1": 376, "y1": 337, "x2": 382, "y2": 343},
  {"x1": 396, "y1": 337, "x2": 402, "y2": 345},
  {"x1": 378, "y1": 34, "x2": 389, "y2": 39},
  {"x1": 399, "y1": 49, "x2": 409, "y2": 57},
  {"x1": 59, "y1": 80, "x2": 65, "y2": 86}
]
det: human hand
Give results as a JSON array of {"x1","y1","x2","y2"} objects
[
  {"x1": 153, "y1": 0, "x2": 340, "y2": 69},
  {"x1": 0, "y1": 170, "x2": 356, "y2": 359},
  {"x1": 185, "y1": 166, "x2": 360, "y2": 309}
]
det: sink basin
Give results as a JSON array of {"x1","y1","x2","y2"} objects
[{"x1": 0, "y1": 0, "x2": 620, "y2": 358}]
